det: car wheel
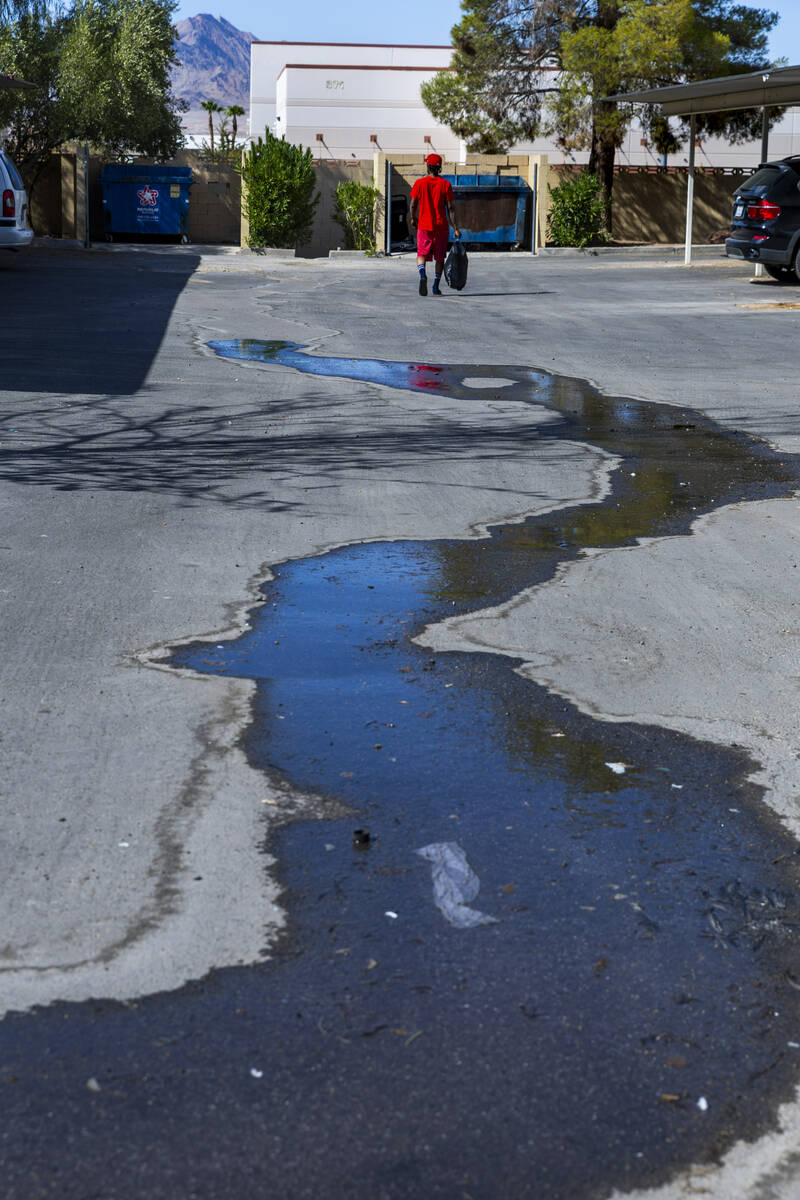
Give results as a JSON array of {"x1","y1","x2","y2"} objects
[
  {"x1": 766, "y1": 264, "x2": 794, "y2": 282},
  {"x1": 793, "y1": 246, "x2": 800, "y2": 283}
]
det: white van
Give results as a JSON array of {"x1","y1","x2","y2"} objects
[{"x1": 0, "y1": 150, "x2": 33, "y2": 249}]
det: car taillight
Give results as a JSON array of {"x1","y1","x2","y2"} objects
[
  {"x1": 2, "y1": 189, "x2": 13, "y2": 218},
  {"x1": 746, "y1": 199, "x2": 781, "y2": 221}
]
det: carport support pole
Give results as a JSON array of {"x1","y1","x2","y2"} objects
[
  {"x1": 754, "y1": 107, "x2": 769, "y2": 277},
  {"x1": 684, "y1": 114, "x2": 696, "y2": 266}
]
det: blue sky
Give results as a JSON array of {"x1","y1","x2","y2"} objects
[{"x1": 178, "y1": 1, "x2": 800, "y2": 62}]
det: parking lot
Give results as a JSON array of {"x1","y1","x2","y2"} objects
[{"x1": 2, "y1": 242, "x2": 800, "y2": 1198}]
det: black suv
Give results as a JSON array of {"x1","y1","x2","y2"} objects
[{"x1": 725, "y1": 156, "x2": 800, "y2": 281}]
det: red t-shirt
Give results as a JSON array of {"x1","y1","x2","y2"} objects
[{"x1": 410, "y1": 174, "x2": 453, "y2": 231}]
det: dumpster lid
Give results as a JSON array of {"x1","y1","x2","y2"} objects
[
  {"x1": 444, "y1": 174, "x2": 529, "y2": 190},
  {"x1": 100, "y1": 164, "x2": 192, "y2": 183}
]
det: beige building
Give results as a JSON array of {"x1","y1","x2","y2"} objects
[{"x1": 250, "y1": 41, "x2": 457, "y2": 158}]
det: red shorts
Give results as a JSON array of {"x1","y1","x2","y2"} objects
[{"x1": 417, "y1": 227, "x2": 449, "y2": 262}]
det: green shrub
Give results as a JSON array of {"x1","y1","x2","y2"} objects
[
  {"x1": 333, "y1": 180, "x2": 380, "y2": 252},
  {"x1": 547, "y1": 171, "x2": 608, "y2": 249},
  {"x1": 240, "y1": 132, "x2": 319, "y2": 248}
]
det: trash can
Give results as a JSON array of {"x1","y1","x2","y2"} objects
[
  {"x1": 443, "y1": 174, "x2": 530, "y2": 249},
  {"x1": 100, "y1": 165, "x2": 192, "y2": 242}
]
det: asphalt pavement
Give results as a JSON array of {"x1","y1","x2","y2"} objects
[{"x1": 2, "y1": 242, "x2": 800, "y2": 1199}]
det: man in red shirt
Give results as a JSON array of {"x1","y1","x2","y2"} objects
[{"x1": 409, "y1": 153, "x2": 460, "y2": 296}]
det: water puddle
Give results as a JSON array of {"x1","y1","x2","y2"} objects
[{"x1": 163, "y1": 340, "x2": 800, "y2": 1194}]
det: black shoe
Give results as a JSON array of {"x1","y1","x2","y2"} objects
[
  {"x1": 418, "y1": 276, "x2": 428, "y2": 296},
  {"x1": 432, "y1": 282, "x2": 441, "y2": 295}
]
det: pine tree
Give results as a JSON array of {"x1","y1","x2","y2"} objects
[{"x1": 421, "y1": 0, "x2": 779, "y2": 211}]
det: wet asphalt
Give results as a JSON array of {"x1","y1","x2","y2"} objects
[
  {"x1": 169, "y1": 345, "x2": 800, "y2": 1198},
  {"x1": 5, "y1": 339, "x2": 800, "y2": 1199}
]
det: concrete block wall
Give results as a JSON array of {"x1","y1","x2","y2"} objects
[
  {"x1": 611, "y1": 169, "x2": 739, "y2": 244},
  {"x1": 37, "y1": 149, "x2": 241, "y2": 244},
  {"x1": 299, "y1": 160, "x2": 374, "y2": 258},
  {"x1": 170, "y1": 153, "x2": 240, "y2": 244},
  {"x1": 548, "y1": 163, "x2": 741, "y2": 244},
  {"x1": 38, "y1": 147, "x2": 742, "y2": 251}
]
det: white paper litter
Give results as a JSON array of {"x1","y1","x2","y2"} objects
[
  {"x1": 417, "y1": 842, "x2": 498, "y2": 929},
  {"x1": 605, "y1": 762, "x2": 627, "y2": 775}
]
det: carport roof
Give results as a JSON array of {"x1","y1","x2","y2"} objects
[{"x1": 604, "y1": 64, "x2": 800, "y2": 116}]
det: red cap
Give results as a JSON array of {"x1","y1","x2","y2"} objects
[{"x1": 424, "y1": 153, "x2": 442, "y2": 167}]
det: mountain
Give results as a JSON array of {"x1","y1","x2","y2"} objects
[{"x1": 172, "y1": 13, "x2": 254, "y2": 134}]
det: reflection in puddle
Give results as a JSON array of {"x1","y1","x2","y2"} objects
[{"x1": 171, "y1": 341, "x2": 800, "y2": 1195}]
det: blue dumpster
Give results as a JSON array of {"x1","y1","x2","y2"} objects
[
  {"x1": 443, "y1": 174, "x2": 530, "y2": 248},
  {"x1": 100, "y1": 165, "x2": 192, "y2": 242}
]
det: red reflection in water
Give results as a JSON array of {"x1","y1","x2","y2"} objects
[{"x1": 408, "y1": 363, "x2": 446, "y2": 391}]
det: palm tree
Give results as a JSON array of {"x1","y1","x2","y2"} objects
[
  {"x1": 226, "y1": 105, "x2": 245, "y2": 146},
  {"x1": 200, "y1": 99, "x2": 222, "y2": 153}
]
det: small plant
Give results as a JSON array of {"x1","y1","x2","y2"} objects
[
  {"x1": 547, "y1": 171, "x2": 608, "y2": 249},
  {"x1": 239, "y1": 132, "x2": 319, "y2": 248},
  {"x1": 333, "y1": 180, "x2": 380, "y2": 252}
]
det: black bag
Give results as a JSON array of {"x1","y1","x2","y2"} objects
[{"x1": 444, "y1": 241, "x2": 468, "y2": 291}]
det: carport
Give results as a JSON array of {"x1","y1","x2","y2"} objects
[{"x1": 605, "y1": 65, "x2": 800, "y2": 264}]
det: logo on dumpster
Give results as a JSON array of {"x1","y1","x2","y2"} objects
[{"x1": 137, "y1": 185, "x2": 159, "y2": 207}]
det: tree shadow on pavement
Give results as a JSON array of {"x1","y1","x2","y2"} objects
[
  {"x1": 0, "y1": 250, "x2": 574, "y2": 510},
  {"x1": 0, "y1": 387, "x2": 568, "y2": 510}
]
